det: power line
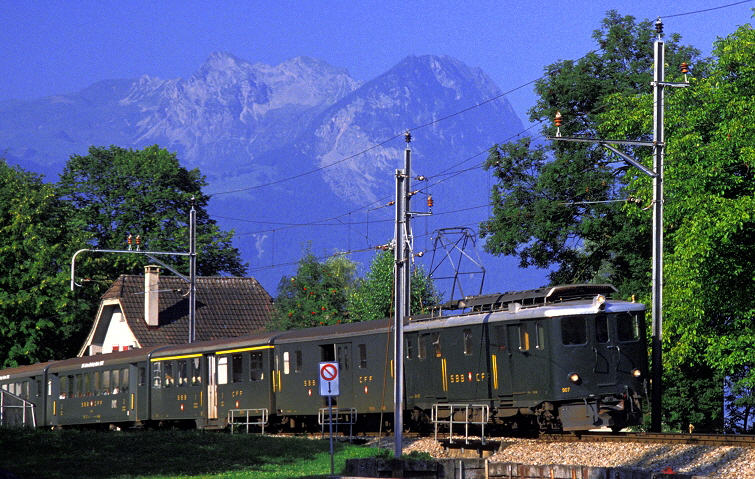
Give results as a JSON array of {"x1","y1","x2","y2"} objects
[{"x1": 664, "y1": 0, "x2": 753, "y2": 18}]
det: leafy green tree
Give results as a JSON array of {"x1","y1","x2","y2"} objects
[
  {"x1": 269, "y1": 247, "x2": 357, "y2": 330},
  {"x1": 600, "y1": 21, "x2": 755, "y2": 431},
  {"x1": 349, "y1": 248, "x2": 441, "y2": 322},
  {"x1": 480, "y1": 11, "x2": 703, "y2": 299},
  {"x1": 58, "y1": 145, "x2": 247, "y2": 280},
  {"x1": 0, "y1": 160, "x2": 91, "y2": 367}
]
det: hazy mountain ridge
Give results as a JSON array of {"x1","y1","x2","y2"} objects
[{"x1": 0, "y1": 52, "x2": 527, "y2": 294}]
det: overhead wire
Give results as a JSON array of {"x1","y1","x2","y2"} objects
[{"x1": 208, "y1": 0, "x2": 748, "y2": 272}]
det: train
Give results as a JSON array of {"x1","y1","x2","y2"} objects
[{"x1": 0, "y1": 284, "x2": 647, "y2": 435}]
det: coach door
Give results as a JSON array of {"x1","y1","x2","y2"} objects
[
  {"x1": 207, "y1": 355, "x2": 218, "y2": 420},
  {"x1": 319, "y1": 343, "x2": 353, "y2": 406}
]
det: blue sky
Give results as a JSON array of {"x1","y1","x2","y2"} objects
[
  {"x1": 1, "y1": 1, "x2": 753, "y2": 295},
  {"x1": 1, "y1": 0, "x2": 752, "y2": 123}
]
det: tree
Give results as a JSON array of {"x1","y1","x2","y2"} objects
[
  {"x1": 480, "y1": 11, "x2": 703, "y2": 299},
  {"x1": 268, "y1": 246, "x2": 357, "y2": 331},
  {"x1": 0, "y1": 160, "x2": 91, "y2": 367},
  {"x1": 58, "y1": 145, "x2": 247, "y2": 280},
  {"x1": 349, "y1": 248, "x2": 441, "y2": 322},
  {"x1": 599, "y1": 21, "x2": 755, "y2": 431}
]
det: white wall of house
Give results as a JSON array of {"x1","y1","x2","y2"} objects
[{"x1": 102, "y1": 308, "x2": 138, "y2": 352}]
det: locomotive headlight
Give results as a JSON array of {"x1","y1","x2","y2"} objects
[
  {"x1": 568, "y1": 372, "x2": 582, "y2": 384},
  {"x1": 631, "y1": 369, "x2": 642, "y2": 379}
]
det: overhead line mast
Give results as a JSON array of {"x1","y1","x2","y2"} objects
[{"x1": 548, "y1": 18, "x2": 689, "y2": 433}]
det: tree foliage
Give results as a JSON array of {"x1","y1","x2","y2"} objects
[
  {"x1": 599, "y1": 21, "x2": 755, "y2": 431},
  {"x1": 269, "y1": 247, "x2": 356, "y2": 331},
  {"x1": 480, "y1": 11, "x2": 703, "y2": 299},
  {"x1": 58, "y1": 145, "x2": 247, "y2": 279},
  {"x1": 270, "y1": 246, "x2": 441, "y2": 330},
  {"x1": 0, "y1": 146, "x2": 247, "y2": 367},
  {"x1": 349, "y1": 248, "x2": 441, "y2": 322},
  {"x1": 0, "y1": 160, "x2": 91, "y2": 366}
]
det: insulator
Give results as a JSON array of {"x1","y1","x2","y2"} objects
[
  {"x1": 135, "y1": 235, "x2": 141, "y2": 245},
  {"x1": 427, "y1": 195, "x2": 434, "y2": 208},
  {"x1": 416, "y1": 175, "x2": 426, "y2": 181},
  {"x1": 655, "y1": 17, "x2": 663, "y2": 35},
  {"x1": 554, "y1": 111, "x2": 563, "y2": 127},
  {"x1": 127, "y1": 234, "x2": 132, "y2": 245},
  {"x1": 681, "y1": 62, "x2": 689, "y2": 74},
  {"x1": 405, "y1": 131, "x2": 412, "y2": 143}
]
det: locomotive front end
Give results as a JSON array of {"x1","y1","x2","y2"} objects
[{"x1": 550, "y1": 294, "x2": 647, "y2": 432}]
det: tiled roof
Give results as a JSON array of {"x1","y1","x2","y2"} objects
[{"x1": 102, "y1": 275, "x2": 273, "y2": 347}]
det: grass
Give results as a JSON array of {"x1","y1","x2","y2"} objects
[{"x1": 0, "y1": 428, "x2": 385, "y2": 479}]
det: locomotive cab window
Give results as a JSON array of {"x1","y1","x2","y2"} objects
[
  {"x1": 595, "y1": 315, "x2": 609, "y2": 343},
  {"x1": 406, "y1": 335, "x2": 415, "y2": 360},
  {"x1": 535, "y1": 322, "x2": 545, "y2": 349},
  {"x1": 463, "y1": 329, "x2": 473, "y2": 355},
  {"x1": 518, "y1": 325, "x2": 530, "y2": 351},
  {"x1": 617, "y1": 313, "x2": 640, "y2": 342},
  {"x1": 561, "y1": 316, "x2": 587, "y2": 345}
]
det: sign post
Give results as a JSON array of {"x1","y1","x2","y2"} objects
[{"x1": 319, "y1": 362, "x2": 339, "y2": 476}]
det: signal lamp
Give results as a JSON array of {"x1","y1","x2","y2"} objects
[
  {"x1": 632, "y1": 369, "x2": 642, "y2": 379},
  {"x1": 568, "y1": 373, "x2": 581, "y2": 384}
]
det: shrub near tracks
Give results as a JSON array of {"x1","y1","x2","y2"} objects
[{"x1": 0, "y1": 428, "x2": 378, "y2": 479}]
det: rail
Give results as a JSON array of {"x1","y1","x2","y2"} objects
[
  {"x1": 228, "y1": 408, "x2": 268, "y2": 434},
  {"x1": 432, "y1": 404, "x2": 489, "y2": 445},
  {"x1": 318, "y1": 407, "x2": 357, "y2": 439},
  {"x1": 0, "y1": 390, "x2": 37, "y2": 428}
]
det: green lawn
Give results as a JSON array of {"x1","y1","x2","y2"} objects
[{"x1": 0, "y1": 428, "x2": 384, "y2": 479}]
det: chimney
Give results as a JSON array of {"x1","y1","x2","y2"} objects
[{"x1": 144, "y1": 265, "x2": 160, "y2": 328}]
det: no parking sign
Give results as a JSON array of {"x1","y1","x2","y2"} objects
[{"x1": 319, "y1": 362, "x2": 340, "y2": 396}]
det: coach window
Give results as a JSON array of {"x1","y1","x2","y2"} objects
[
  {"x1": 138, "y1": 367, "x2": 146, "y2": 387},
  {"x1": 67, "y1": 375, "x2": 74, "y2": 398},
  {"x1": 152, "y1": 362, "x2": 162, "y2": 389},
  {"x1": 163, "y1": 362, "x2": 173, "y2": 388},
  {"x1": 419, "y1": 334, "x2": 428, "y2": 359},
  {"x1": 232, "y1": 354, "x2": 243, "y2": 383},
  {"x1": 595, "y1": 315, "x2": 609, "y2": 343},
  {"x1": 59, "y1": 376, "x2": 67, "y2": 399},
  {"x1": 177, "y1": 360, "x2": 187, "y2": 387},
  {"x1": 103, "y1": 370, "x2": 111, "y2": 394},
  {"x1": 191, "y1": 358, "x2": 202, "y2": 385},
  {"x1": 36, "y1": 379, "x2": 42, "y2": 398},
  {"x1": 295, "y1": 350, "x2": 302, "y2": 373},
  {"x1": 75, "y1": 374, "x2": 83, "y2": 398},
  {"x1": 121, "y1": 368, "x2": 129, "y2": 394},
  {"x1": 617, "y1": 313, "x2": 640, "y2": 342},
  {"x1": 561, "y1": 316, "x2": 587, "y2": 345},
  {"x1": 250, "y1": 352, "x2": 264, "y2": 381},
  {"x1": 94, "y1": 371, "x2": 101, "y2": 395},
  {"x1": 283, "y1": 352, "x2": 290, "y2": 374},
  {"x1": 463, "y1": 329, "x2": 473, "y2": 355},
  {"x1": 433, "y1": 332, "x2": 442, "y2": 358},
  {"x1": 112, "y1": 369, "x2": 121, "y2": 393},
  {"x1": 359, "y1": 344, "x2": 367, "y2": 369},
  {"x1": 535, "y1": 322, "x2": 545, "y2": 349},
  {"x1": 218, "y1": 357, "x2": 228, "y2": 385}
]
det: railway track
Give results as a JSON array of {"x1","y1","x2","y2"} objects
[{"x1": 539, "y1": 431, "x2": 755, "y2": 448}]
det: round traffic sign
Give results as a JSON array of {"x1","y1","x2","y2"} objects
[{"x1": 320, "y1": 363, "x2": 338, "y2": 381}]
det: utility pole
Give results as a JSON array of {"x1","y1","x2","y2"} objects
[
  {"x1": 393, "y1": 131, "x2": 412, "y2": 458},
  {"x1": 71, "y1": 202, "x2": 199, "y2": 343},
  {"x1": 548, "y1": 18, "x2": 687, "y2": 432}
]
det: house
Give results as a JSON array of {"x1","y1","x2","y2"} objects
[{"x1": 78, "y1": 265, "x2": 274, "y2": 356}]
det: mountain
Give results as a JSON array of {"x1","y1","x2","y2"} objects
[{"x1": 0, "y1": 53, "x2": 545, "y2": 297}]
